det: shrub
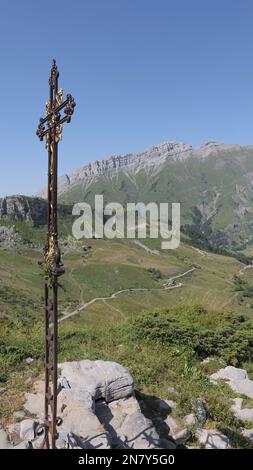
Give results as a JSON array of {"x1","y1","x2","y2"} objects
[{"x1": 127, "y1": 304, "x2": 253, "y2": 366}]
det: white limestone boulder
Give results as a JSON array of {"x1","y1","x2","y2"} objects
[
  {"x1": 59, "y1": 360, "x2": 134, "y2": 402},
  {"x1": 210, "y1": 366, "x2": 253, "y2": 399},
  {"x1": 196, "y1": 429, "x2": 230, "y2": 449},
  {"x1": 231, "y1": 398, "x2": 253, "y2": 421}
]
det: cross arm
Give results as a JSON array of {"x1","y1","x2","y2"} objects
[
  {"x1": 54, "y1": 94, "x2": 75, "y2": 116},
  {"x1": 36, "y1": 94, "x2": 76, "y2": 141},
  {"x1": 38, "y1": 97, "x2": 70, "y2": 127}
]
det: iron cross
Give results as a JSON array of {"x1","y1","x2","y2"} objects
[{"x1": 36, "y1": 59, "x2": 76, "y2": 449}]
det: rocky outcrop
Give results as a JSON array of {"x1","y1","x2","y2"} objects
[
  {"x1": 7, "y1": 361, "x2": 253, "y2": 450},
  {"x1": 59, "y1": 359, "x2": 134, "y2": 403},
  {"x1": 8, "y1": 360, "x2": 175, "y2": 450},
  {"x1": 0, "y1": 226, "x2": 22, "y2": 248},
  {"x1": 208, "y1": 364, "x2": 253, "y2": 447},
  {"x1": 210, "y1": 366, "x2": 253, "y2": 398},
  {"x1": 231, "y1": 398, "x2": 253, "y2": 421},
  {"x1": 0, "y1": 196, "x2": 47, "y2": 226},
  {"x1": 196, "y1": 429, "x2": 230, "y2": 449}
]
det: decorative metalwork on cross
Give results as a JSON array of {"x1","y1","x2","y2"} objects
[{"x1": 36, "y1": 59, "x2": 76, "y2": 449}]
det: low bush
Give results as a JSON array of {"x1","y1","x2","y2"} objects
[{"x1": 127, "y1": 304, "x2": 253, "y2": 366}]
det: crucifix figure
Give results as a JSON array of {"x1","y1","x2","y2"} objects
[{"x1": 36, "y1": 60, "x2": 76, "y2": 449}]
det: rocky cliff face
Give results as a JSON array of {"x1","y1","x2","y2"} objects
[
  {"x1": 7, "y1": 139, "x2": 253, "y2": 253},
  {"x1": 36, "y1": 140, "x2": 248, "y2": 199},
  {"x1": 38, "y1": 140, "x2": 192, "y2": 197},
  {"x1": 0, "y1": 226, "x2": 22, "y2": 249},
  {"x1": 0, "y1": 196, "x2": 47, "y2": 226}
]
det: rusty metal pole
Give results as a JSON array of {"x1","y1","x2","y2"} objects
[{"x1": 36, "y1": 60, "x2": 76, "y2": 448}]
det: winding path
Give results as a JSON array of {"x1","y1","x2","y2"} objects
[{"x1": 58, "y1": 267, "x2": 195, "y2": 323}]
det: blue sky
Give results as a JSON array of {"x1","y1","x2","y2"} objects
[{"x1": 1, "y1": 0, "x2": 253, "y2": 196}]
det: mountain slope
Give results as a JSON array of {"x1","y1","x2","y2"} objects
[{"x1": 36, "y1": 140, "x2": 253, "y2": 253}]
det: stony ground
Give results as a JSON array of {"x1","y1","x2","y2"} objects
[{"x1": 1, "y1": 360, "x2": 253, "y2": 449}]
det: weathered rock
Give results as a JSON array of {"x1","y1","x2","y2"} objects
[
  {"x1": 60, "y1": 387, "x2": 94, "y2": 411},
  {"x1": 0, "y1": 226, "x2": 22, "y2": 248},
  {"x1": 56, "y1": 432, "x2": 68, "y2": 449},
  {"x1": 96, "y1": 396, "x2": 162, "y2": 449},
  {"x1": 13, "y1": 410, "x2": 26, "y2": 420},
  {"x1": 7, "y1": 422, "x2": 21, "y2": 446},
  {"x1": 66, "y1": 431, "x2": 111, "y2": 450},
  {"x1": 211, "y1": 366, "x2": 248, "y2": 383},
  {"x1": 193, "y1": 398, "x2": 207, "y2": 425},
  {"x1": 24, "y1": 381, "x2": 44, "y2": 419},
  {"x1": 232, "y1": 397, "x2": 243, "y2": 410},
  {"x1": 20, "y1": 419, "x2": 36, "y2": 441},
  {"x1": 19, "y1": 419, "x2": 45, "y2": 448},
  {"x1": 60, "y1": 403, "x2": 110, "y2": 448},
  {"x1": 241, "y1": 428, "x2": 253, "y2": 441},
  {"x1": 211, "y1": 366, "x2": 253, "y2": 399},
  {"x1": 184, "y1": 413, "x2": 197, "y2": 427},
  {"x1": 13, "y1": 441, "x2": 29, "y2": 449},
  {"x1": 22, "y1": 360, "x2": 175, "y2": 450},
  {"x1": 0, "y1": 196, "x2": 47, "y2": 226},
  {"x1": 231, "y1": 398, "x2": 253, "y2": 421},
  {"x1": 8, "y1": 422, "x2": 21, "y2": 436},
  {"x1": 164, "y1": 400, "x2": 177, "y2": 409},
  {"x1": 59, "y1": 360, "x2": 134, "y2": 402},
  {"x1": 0, "y1": 429, "x2": 12, "y2": 449},
  {"x1": 29, "y1": 434, "x2": 46, "y2": 449},
  {"x1": 119, "y1": 410, "x2": 160, "y2": 448},
  {"x1": 196, "y1": 429, "x2": 230, "y2": 449},
  {"x1": 25, "y1": 357, "x2": 34, "y2": 365},
  {"x1": 230, "y1": 379, "x2": 253, "y2": 399},
  {"x1": 173, "y1": 428, "x2": 191, "y2": 445},
  {"x1": 165, "y1": 415, "x2": 179, "y2": 434},
  {"x1": 66, "y1": 433, "x2": 82, "y2": 449}
]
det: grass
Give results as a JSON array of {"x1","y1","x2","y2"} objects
[
  {"x1": 0, "y1": 233, "x2": 247, "y2": 322},
  {"x1": 1, "y1": 230, "x2": 253, "y2": 447},
  {"x1": 2, "y1": 302, "x2": 252, "y2": 447}
]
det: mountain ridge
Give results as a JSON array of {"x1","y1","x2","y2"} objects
[
  {"x1": 3, "y1": 139, "x2": 253, "y2": 255},
  {"x1": 37, "y1": 140, "x2": 249, "y2": 199}
]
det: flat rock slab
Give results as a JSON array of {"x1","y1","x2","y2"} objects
[
  {"x1": 24, "y1": 381, "x2": 44, "y2": 418},
  {"x1": 0, "y1": 429, "x2": 12, "y2": 449},
  {"x1": 210, "y1": 366, "x2": 253, "y2": 399},
  {"x1": 211, "y1": 366, "x2": 248, "y2": 382},
  {"x1": 196, "y1": 429, "x2": 230, "y2": 449},
  {"x1": 231, "y1": 398, "x2": 253, "y2": 422},
  {"x1": 119, "y1": 410, "x2": 160, "y2": 449},
  {"x1": 96, "y1": 396, "x2": 175, "y2": 449},
  {"x1": 20, "y1": 419, "x2": 37, "y2": 441},
  {"x1": 229, "y1": 379, "x2": 253, "y2": 399},
  {"x1": 184, "y1": 414, "x2": 197, "y2": 426},
  {"x1": 241, "y1": 428, "x2": 253, "y2": 441}
]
